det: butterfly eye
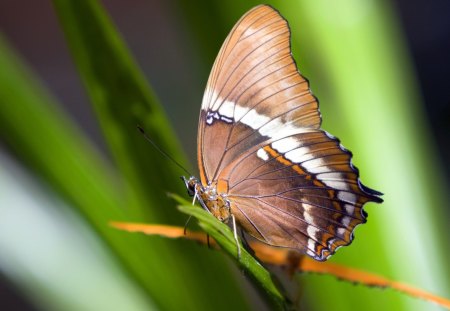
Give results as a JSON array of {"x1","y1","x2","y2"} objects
[{"x1": 181, "y1": 176, "x2": 196, "y2": 197}]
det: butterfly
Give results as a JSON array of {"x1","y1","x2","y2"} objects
[{"x1": 183, "y1": 4, "x2": 382, "y2": 261}]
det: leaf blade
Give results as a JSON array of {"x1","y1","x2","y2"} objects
[{"x1": 51, "y1": 1, "x2": 252, "y2": 310}]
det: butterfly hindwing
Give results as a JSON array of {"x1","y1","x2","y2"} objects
[{"x1": 217, "y1": 129, "x2": 381, "y2": 260}]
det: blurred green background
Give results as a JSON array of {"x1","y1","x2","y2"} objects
[{"x1": 0, "y1": 0, "x2": 449, "y2": 310}]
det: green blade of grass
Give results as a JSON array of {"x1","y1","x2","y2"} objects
[
  {"x1": 52, "y1": 0, "x2": 188, "y2": 220},
  {"x1": 0, "y1": 153, "x2": 156, "y2": 311},
  {"x1": 51, "y1": 1, "x2": 251, "y2": 310},
  {"x1": 0, "y1": 34, "x2": 156, "y2": 309},
  {"x1": 170, "y1": 194, "x2": 286, "y2": 310}
]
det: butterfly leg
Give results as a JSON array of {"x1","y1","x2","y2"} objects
[
  {"x1": 231, "y1": 214, "x2": 241, "y2": 259},
  {"x1": 183, "y1": 215, "x2": 192, "y2": 235},
  {"x1": 192, "y1": 186, "x2": 198, "y2": 205}
]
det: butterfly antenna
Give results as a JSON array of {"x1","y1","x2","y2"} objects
[{"x1": 137, "y1": 125, "x2": 192, "y2": 176}]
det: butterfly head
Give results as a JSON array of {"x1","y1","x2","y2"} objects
[{"x1": 181, "y1": 176, "x2": 199, "y2": 197}]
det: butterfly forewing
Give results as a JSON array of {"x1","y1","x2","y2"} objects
[
  {"x1": 197, "y1": 5, "x2": 321, "y2": 184},
  {"x1": 197, "y1": 4, "x2": 382, "y2": 261}
]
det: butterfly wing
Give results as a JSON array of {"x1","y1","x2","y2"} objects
[
  {"x1": 197, "y1": 4, "x2": 321, "y2": 185},
  {"x1": 198, "y1": 4, "x2": 382, "y2": 260},
  {"x1": 217, "y1": 129, "x2": 382, "y2": 261}
]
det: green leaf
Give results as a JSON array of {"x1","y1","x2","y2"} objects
[
  {"x1": 51, "y1": 0, "x2": 188, "y2": 220},
  {"x1": 171, "y1": 194, "x2": 286, "y2": 310},
  {"x1": 0, "y1": 34, "x2": 157, "y2": 309},
  {"x1": 50, "y1": 0, "x2": 252, "y2": 310}
]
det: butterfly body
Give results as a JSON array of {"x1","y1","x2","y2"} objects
[
  {"x1": 186, "y1": 5, "x2": 382, "y2": 261},
  {"x1": 184, "y1": 176, "x2": 232, "y2": 222}
]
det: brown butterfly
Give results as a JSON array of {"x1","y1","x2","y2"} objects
[{"x1": 183, "y1": 4, "x2": 382, "y2": 261}]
